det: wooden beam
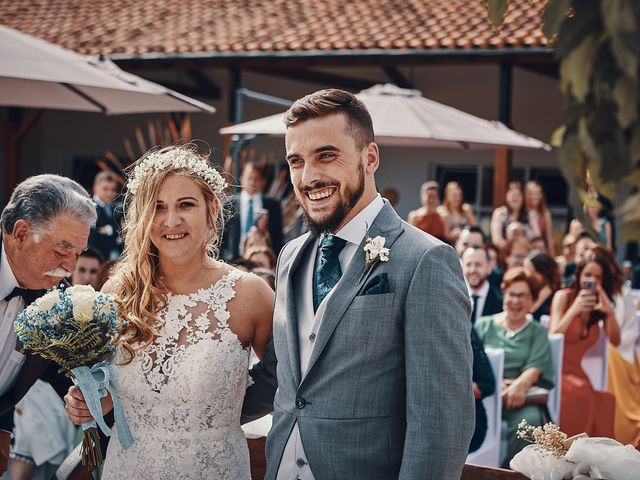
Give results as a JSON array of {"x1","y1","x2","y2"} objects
[
  {"x1": 494, "y1": 63, "x2": 513, "y2": 209},
  {"x1": 246, "y1": 66, "x2": 375, "y2": 92},
  {"x1": 382, "y1": 66, "x2": 414, "y2": 89},
  {"x1": 493, "y1": 148, "x2": 512, "y2": 208}
]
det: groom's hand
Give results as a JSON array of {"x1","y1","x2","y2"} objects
[{"x1": 64, "y1": 386, "x2": 113, "y2": 425}]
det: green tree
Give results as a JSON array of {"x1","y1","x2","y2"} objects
[{"x1": 487, "y1": 0, "x2": 640, "y2": 242}]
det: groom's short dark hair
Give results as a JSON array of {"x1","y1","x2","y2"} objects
[{"x1": 284, "y1": 89, "x2": 374, "y2": 151}]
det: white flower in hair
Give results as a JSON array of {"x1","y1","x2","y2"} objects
[{"x1": 127, "y1": 147, "x2": 227, "y2": 195}]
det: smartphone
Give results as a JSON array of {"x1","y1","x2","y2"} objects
[{"x1": 583, "y1": 278, "x2": 596, "y2": 292}]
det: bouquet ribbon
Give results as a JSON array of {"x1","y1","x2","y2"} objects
[{"x1": 72, "y1": 363, "x2": 134, "y2": 450}]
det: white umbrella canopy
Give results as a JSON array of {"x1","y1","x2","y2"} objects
[
  {"x1": 0, "y1": 25, "x2": 215, "y2": 115},
  {"x1": 220, "y1": 84, "x2": 550, "y2": 151}
]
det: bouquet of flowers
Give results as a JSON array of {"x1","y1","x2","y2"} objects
[{"x1": 14, "y1": 285, "x2": 134, "y2": 470}]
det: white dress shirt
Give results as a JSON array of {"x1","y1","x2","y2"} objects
[
  {"x1": 277, "y1": 194, "x2": 385, "y2": 480},
  {"x1": 468, "y1": 280, "x2": 490, "y2": 323},
  {"x1": 0, "y1": 240, "x2": 26, "y2": 398},
  {"x1": 239, "y1": 190, "x2": 263, "y2": 256}
]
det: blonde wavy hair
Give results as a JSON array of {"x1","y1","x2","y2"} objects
[{"x1": 112, "y1": 144, "x2": 226, "y2": 363}]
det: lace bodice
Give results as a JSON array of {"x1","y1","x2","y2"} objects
[{"x1": 102, "y1": 268, "x2": 252, "y2": 479}]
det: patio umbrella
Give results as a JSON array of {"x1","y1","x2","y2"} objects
[
  {"x1": 0, "y1": 25, "x2": 215, "y2": 114},
  {"x1": 220, "y1": 83, "x2": 549, "y2": 151}
]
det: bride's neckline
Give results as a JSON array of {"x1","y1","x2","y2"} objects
[{"x1": 164, "y1": 267, "x2": 236, "y2": 299}]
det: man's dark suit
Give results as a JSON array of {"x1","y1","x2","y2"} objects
[
  {"x1": 481, "y1": 284, "x2": 503, "y2": 317},
  {"x1": 220, "y1": 194, "x2": 283, "y2": 261},
  {"x1": 89, "y1": 200, "x2": 123, "y2": 261}
]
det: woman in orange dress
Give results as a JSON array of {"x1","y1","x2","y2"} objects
[
  {"x1": 549, "y1": 253, "x2": 620, "y2": 437},
  {"x1": 407, "y1": 181, "x2": 449, "y2": 242}
]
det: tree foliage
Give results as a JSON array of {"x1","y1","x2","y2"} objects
[{"x1": 486, "y1": 0, "x2": 640, "y2": 241}]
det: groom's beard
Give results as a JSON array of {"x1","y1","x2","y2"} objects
[{"x1": 300, "y1": 161, "x2": 365, "y2": 236}]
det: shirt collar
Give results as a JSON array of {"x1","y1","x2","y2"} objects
[
  {"x1": 470, "y1": 280, "x2": 490, "y2": 299},
  {"x1": 499, "y1": 314, "x2": 533, "y2": 338},
  {"x1": 333, "y1": 194, "x2": 385, "y2": 247},
  {"x1": 240, "y1": 190, "x2": 261, "y2": 202},
  {"x1": 0, "y1": 237, "x2": 20, "y2": 300}
]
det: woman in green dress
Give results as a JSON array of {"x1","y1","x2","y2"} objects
[{"x1": 475, "y1": 267, "x2": 555, "y2": 467}]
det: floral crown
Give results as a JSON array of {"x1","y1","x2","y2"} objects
[{"x1": 127, "y1": 148, "x2": 227, "y2": 195}]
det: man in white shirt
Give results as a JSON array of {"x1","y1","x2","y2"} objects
[
  {"x1": 462, "y1": 245, "x2": 503, "y2": 323},
  {"x1": 262, "y1": 89, "x2": 473, "y2": 480},
  {"x1": 220, "y1": 163, "x2": 284, "y2": 261},
  {"x1": 0, "y1": 174, "x2": 96, "y2": 475}
]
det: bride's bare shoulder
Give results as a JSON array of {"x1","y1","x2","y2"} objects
[{"x1": 231, "y1": 268, "x2": 274, "y2": 304}]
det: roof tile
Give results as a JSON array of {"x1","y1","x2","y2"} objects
[{"x1": 0, "y1": 0, "x2": 549, "y2": 56}]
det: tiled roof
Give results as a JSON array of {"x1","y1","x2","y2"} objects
[{"x1": 0, "y1": 0, "x2": 549, "y2": 57}]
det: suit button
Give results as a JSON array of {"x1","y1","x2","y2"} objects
[
  {"x1": 295, "y1": 396, "x2": 306, "y2": 409},
  {"x1": 296, "y1": 458, "x2": 306, "y2": 467},
  {"x1": 308, "y1": 333, "x2": 316, "y2": 342}
]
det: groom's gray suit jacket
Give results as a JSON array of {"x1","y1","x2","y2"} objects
[{"x1": 265, "y1": 202, "x2": 475, "y2": 480}]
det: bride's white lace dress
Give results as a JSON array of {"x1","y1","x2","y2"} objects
[{"x1": 102, "y1": 269, "x2": 252, "y2": 479}]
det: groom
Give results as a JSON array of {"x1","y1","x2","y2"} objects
[{"x1": 264, "y1": 89, "x2": 474, "y2": 479}]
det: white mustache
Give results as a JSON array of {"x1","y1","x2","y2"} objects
[{"x1": 44, "y1": 268, "x2": 73, "y2": 278}]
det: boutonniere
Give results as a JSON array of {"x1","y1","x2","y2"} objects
[{"x1": 356, "y1": 234, "x2": 390, "y2": 286}]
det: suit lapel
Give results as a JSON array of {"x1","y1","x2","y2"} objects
[
  {"x1": 284, "y1": 232, "x2": 316, "y2": 387},
  {"x1": 302, "y1": 202, "x2": 404, "y2": 382}
]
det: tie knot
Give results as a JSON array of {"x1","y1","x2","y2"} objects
[{"x1": 320, "y1": 235, "x2": 347, "y2": 254}]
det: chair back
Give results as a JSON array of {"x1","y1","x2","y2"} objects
[
  {"x1": 581, "y1": 324, "x2": 609, "y2": 391},
  {"x1": 467, "y1": 347, "x2": 504, "y2": 468},
  {"x1": 547, "y1": 333, "x2": 564, "y2": 423}
]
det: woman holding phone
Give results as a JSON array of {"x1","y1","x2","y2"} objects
[{"x1": 549, "y1": 252, "x2": 620, "y2": 437}]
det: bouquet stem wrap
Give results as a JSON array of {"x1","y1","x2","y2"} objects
[{"x1": 72, "y1": 363, "x2": 134, "y2": 470}]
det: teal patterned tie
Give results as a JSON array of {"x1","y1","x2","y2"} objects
[
  {"x1": 313, "y1": 235, "x2": 347, "y2": 312},
  {"x1": 245, "y1": 197, "x2": 254, "y2": 235}
]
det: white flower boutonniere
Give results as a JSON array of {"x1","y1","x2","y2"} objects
[{"x1": 357, "y1": 235, "x2": 390, "y2": 285}]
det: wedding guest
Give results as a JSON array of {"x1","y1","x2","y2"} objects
[
  {"x1": 549, "y1": 253, "x2": 620, "y2": 438},
  {"x1": 568, "y1": 218, "x2": 585, "y2": 237},
  {"x1": 486, "y1": 242, "x2": 503, "y2": 289},
  {"x1": 244, "y1": 246, "x2": 276, "y2": 271},
  {"x1": 490, "y1": 181, "x2": 529, "y2": 249},
  {"x1": 587, "y1": 246, "x2": 640, "y2": 447},
  {"x1": 455, "y1": 225, "x2": 486, "y2": 257},
  {"x1": 575, "y1": 231, "x2": 598, "y2": 264},
  {"x1": 381, "y1": 186, "x2": 400, "y2": 209},
  {"x1": 462, "y1": 246, "x2": 503, "y2": 323},
  {"x1": 88, "y1": 171, "x2": 123, "y2": 261},
  {"x1": 96, "y1": 259, "x2": 116, "y2": 291},
  {"x1": 524, "y1": 252, "x2": 561, "y2": 322},
  {"x1": 469, "y1": 327, "x2": 496, "y2": 453},
  {"x1": 407, "y1": 181, "x2": 450, "y2": 242},
  {"x1": 505, "y1": 221, "x2": 528, "y2": 242},
  {"x1": 438, "y1": 181, "x2": 476, "y2": 243},
  {"x1": 525, "y1": 181, "x2": 555, "y2": 256},
  {"x1": 9, "y1": 380, "x2": 75, "y2": 480},
  {"x1": 71, "y1": 247, "x2": 104, "y2": 289},
  {"x1": 501, "y1": 236, "x2": 530, "y2": 272},
  {"x1": 586, "y1": 201, "x2": 613, "y2": 250},
  {"x1": 557, "y1": 233, "x2": 577, "y2": 286},
  {"x1": 221, "y1": 162, "x2": 283, "y2": 261},
  {"x1": 475, "y1": 268, "x2": 554, "y2": 466},
  {"x1": 0, "y1": 174, "x2": 96, "y2": 476},
  {"x1": 530, "y1": 236, "x2": 548, "y2": 254}
]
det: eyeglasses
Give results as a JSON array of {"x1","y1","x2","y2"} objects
[{"x1": 77, "y1": 267, "x2": 98, "y2": 274}]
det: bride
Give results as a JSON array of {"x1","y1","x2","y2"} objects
[{"x1": 64, "y1": 145, "x2": 274, "y2": 479}]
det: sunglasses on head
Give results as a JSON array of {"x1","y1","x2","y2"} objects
[{"x1": 78, "y1": 267, "x2": 98, "y2": 274}]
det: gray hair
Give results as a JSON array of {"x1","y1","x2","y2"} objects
[{"x1": 1, "y1": 174, "x2": 97, "y2": 236}]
